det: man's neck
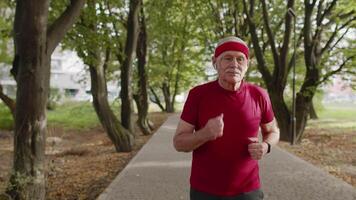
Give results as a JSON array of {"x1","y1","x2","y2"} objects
[{"x1": 218, "y1": 79, "x2": 242, "y2": 91}]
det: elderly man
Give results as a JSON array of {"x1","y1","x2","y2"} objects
[{"x1": 173, "y1": 36, "x2": 280, "y2": 200}]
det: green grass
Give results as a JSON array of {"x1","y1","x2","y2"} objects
[
  {"x1": 2, "y1": 101, "x2": 354, "y2": 131},
  {"x1": 0, "y1": 103, "x2": 14, "y2": 130},
  {"x1": 47, "y1": 101, "x2": 100, "y2": 130},
  {"x1": 307, "y1": 103, "x2": 356, "y2": 130},
  {"x1": 318, "y1": 105, "x2": 356, "y2": 120},
  {"x1": 0, "y1": 101, "x2": 121, "y2": 131}
]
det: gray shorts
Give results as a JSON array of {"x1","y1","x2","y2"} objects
[{"x1": 190, "y1": 188, "x2": 264, "y2": 200}]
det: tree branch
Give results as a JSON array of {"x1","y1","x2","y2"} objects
[
  {"x1": 260, "y1": 0, "x2": 279, "y2": 64},
  {"x1": 313, "y1": 0, "x2": 337, "y2": 44},
  {"x1": 280, "y1": 0, "x2": 294, "y2": 63},
  {"x1": 106, "y1": 0, "x2": 126, "y2": 65},
  {"x1": 278, "y1": 0, "x2": 295, "y2": 88},
  {"x1": 0, "y1": 84, "x2": 15, "y2": 117},
  {"x1": 208, "y1": 0, "x2": 224, "y2": 37},
  {"x1": 319, "y1": 25, "x2": 338, "y2": 56},
  {"x1": 303, "y1": 0, "x2": 315, "y2": 69},
  {"x1": 318, "y1": 0, "x2": 337, "y2": 26},
  {"x1": 321, "y1": 16, "x2": 355, "y2": 55},
  {"x1": 316, "y1": 0, "x2": 325, "y2": 26},
  {"x1": 243, "y1": 0, "x2": 273, "y2": 85},
  {"x1": 338, "y1": 10, "x2": 355, "y2": 19},
  {"x1": 149, "y1": 86, "x2": 164, "y2": 111},
  {"x1": 233, "y1": 1, "x2": 239, "y2": 37},
  {"x1": 328, "y1": 28, "x2": 350, "y2": 52},
  {"x1": 317, "y1": 56, "x2": 354, "y2": 85},
  {"x1": 47, "y1": 0, "x2": 85, "y2": 54},
  {"x1": 311, "y1": 0, "x2": 318, "y2": 7},
  {"x1": 287, "y1": 32, "x2": 303, "y2": 73}
]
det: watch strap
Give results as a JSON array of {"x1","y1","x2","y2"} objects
[{"x1": 265, "y1": 142, "x2": 271, "y2": 154}]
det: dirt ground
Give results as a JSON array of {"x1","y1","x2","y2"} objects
[
  {"x1": 278, "y1": 126, "x2": 356, "y2": 187},
  {"x1": 0, "y1": 112, "x2": 170, "y2": 200},
  {"x1": 1, "y1": 114, "x2": 355, "y2": 199}
]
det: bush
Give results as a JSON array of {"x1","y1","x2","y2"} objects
[{"x1": 47, "y1": 88, "x2": 62, "y2": 110}]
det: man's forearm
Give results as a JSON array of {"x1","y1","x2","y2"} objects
[
  {"x1": 261, "y1": 118, "x2": 280, "y2": 147},
  {"x1": 173, "y1": 128, "x2": 209, "y2": 152},
  {"x1": 262, "y1": 130, "x2": 280, "y2": 146}
]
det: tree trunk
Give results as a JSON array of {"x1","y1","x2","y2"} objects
[
  {"x1": 295, "y1": 93, "x2": 311, "y2": 142},
  {"x1": 133, "y1": 94, "x2": 152, "y2": 135},
  {"x1": 89, "y1": 65, "x2": 134, "y2": 152},
  {"x1": 77, "y1": 0, "x2": 134, "y2": 152},
  {"x1": 309, "y1": 101, "x2": 318, "y2": 119},
  {"x1": 295, "y1": 69, "x2": 319, "y2": 142},
  {"x1": 165, "y1": 101, "x2": 174, "y2": 113},
  {"x1": 7, "y1": 1, "x2": 84, "y2": 199},
  {"x1": 134, "y1": 3, "x2": 152, "y2": 135},
  {"x1": 120, "y1": 0, "x2": 141, "y2": 133},
  {"x1": 0, "y1": 84, "x2": 15, "y2": 117},
  {"x1": 6, "y1": 2, "x2": 49, "y2": 199},
  {"x1": 7, "y1": 58, "x2": 49, "y2": 200},
  {"x1": 162, "y1": 82, "x2": 174, "y2": 113},
  {"x1": 295, "y1": 0, "x2": 322, "y2": 142},
  {"x1": 267, "y1": 87, "x2": 292, "y2": 142}
]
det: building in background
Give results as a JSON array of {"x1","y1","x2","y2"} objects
[{"x1": 0, "y1": 48, "x2": 119, "y2": 102}]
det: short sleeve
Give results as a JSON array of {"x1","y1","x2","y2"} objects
[
  {"x1": 180, "y1": 88, "x2": 199, "y2": 126},
  {"x1": 260, "y1": 89, "x2": 274, "y2": 124}
]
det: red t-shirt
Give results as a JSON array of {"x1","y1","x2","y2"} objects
[{"x1": 181, "y1": 80, "x2": 274, "y2": 196}]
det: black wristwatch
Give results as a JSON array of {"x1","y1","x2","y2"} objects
[{"x1": 265, "y1": 142, "x2": 271, "y2": 154}]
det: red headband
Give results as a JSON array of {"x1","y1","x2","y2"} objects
[{"x1": 214, "y1": 41, "x2": 249, "y2": 59}]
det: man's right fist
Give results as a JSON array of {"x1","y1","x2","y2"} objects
[{"x1": 204, "y1": 113, "x2": 224, "y2": 140}]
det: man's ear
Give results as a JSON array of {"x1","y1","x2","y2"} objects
[{"x1": 212, "y1": 56, "x2": 217, "y2": 69}]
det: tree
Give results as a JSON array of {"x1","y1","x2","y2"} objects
[
  {"x1": 63, "y1": 0, "x2": 134, "y2": 152},
  {"x1": 147, "y1": 0, "x2": 206, "y2": 112},
  {"x1": 6, "y1": 0, "x2": 85, "y2": 199},
  {"x1": 192, "y1": 0, "x2": 264, "y2": 82},
  {"x1": 120, "y1": 0, "x2": 141, "y2": 133},
  {"x1": 243, "y1": 0, "x2": 355, "y2": 142},
  {"x1": 202, "y1": 0, "x2": 249, "y2": 40},
  {"x1": 243, "y1": 0, "x2": 295, "y2": 141},
  {"x1": 133, "y1": 0, "x2": 153, "y2": 135},
  {"x1": 297, "y1": 0, "x2": 355, "y2": 140}
]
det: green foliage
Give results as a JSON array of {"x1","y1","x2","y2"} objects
[
  {"x1": 0, "y1": 103, "x2": 13, "y2": 130},
  {"x1": 0, "y1": 1, "x2": 14, "y2": 65},
  {"x1": 146, "y1": 0, "x2": 207, "y2": 101},
  {"x1": 59, "y1": 0, "x2": 127, "y2": 79}
]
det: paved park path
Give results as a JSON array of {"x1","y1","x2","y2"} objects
[{"x1": 98, "y1": 115, "x2": 356, "y2": 200}]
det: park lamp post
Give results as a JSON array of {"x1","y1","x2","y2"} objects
[{"x1": 288, "y1": 8, "x2": 297, "y2": 145}]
